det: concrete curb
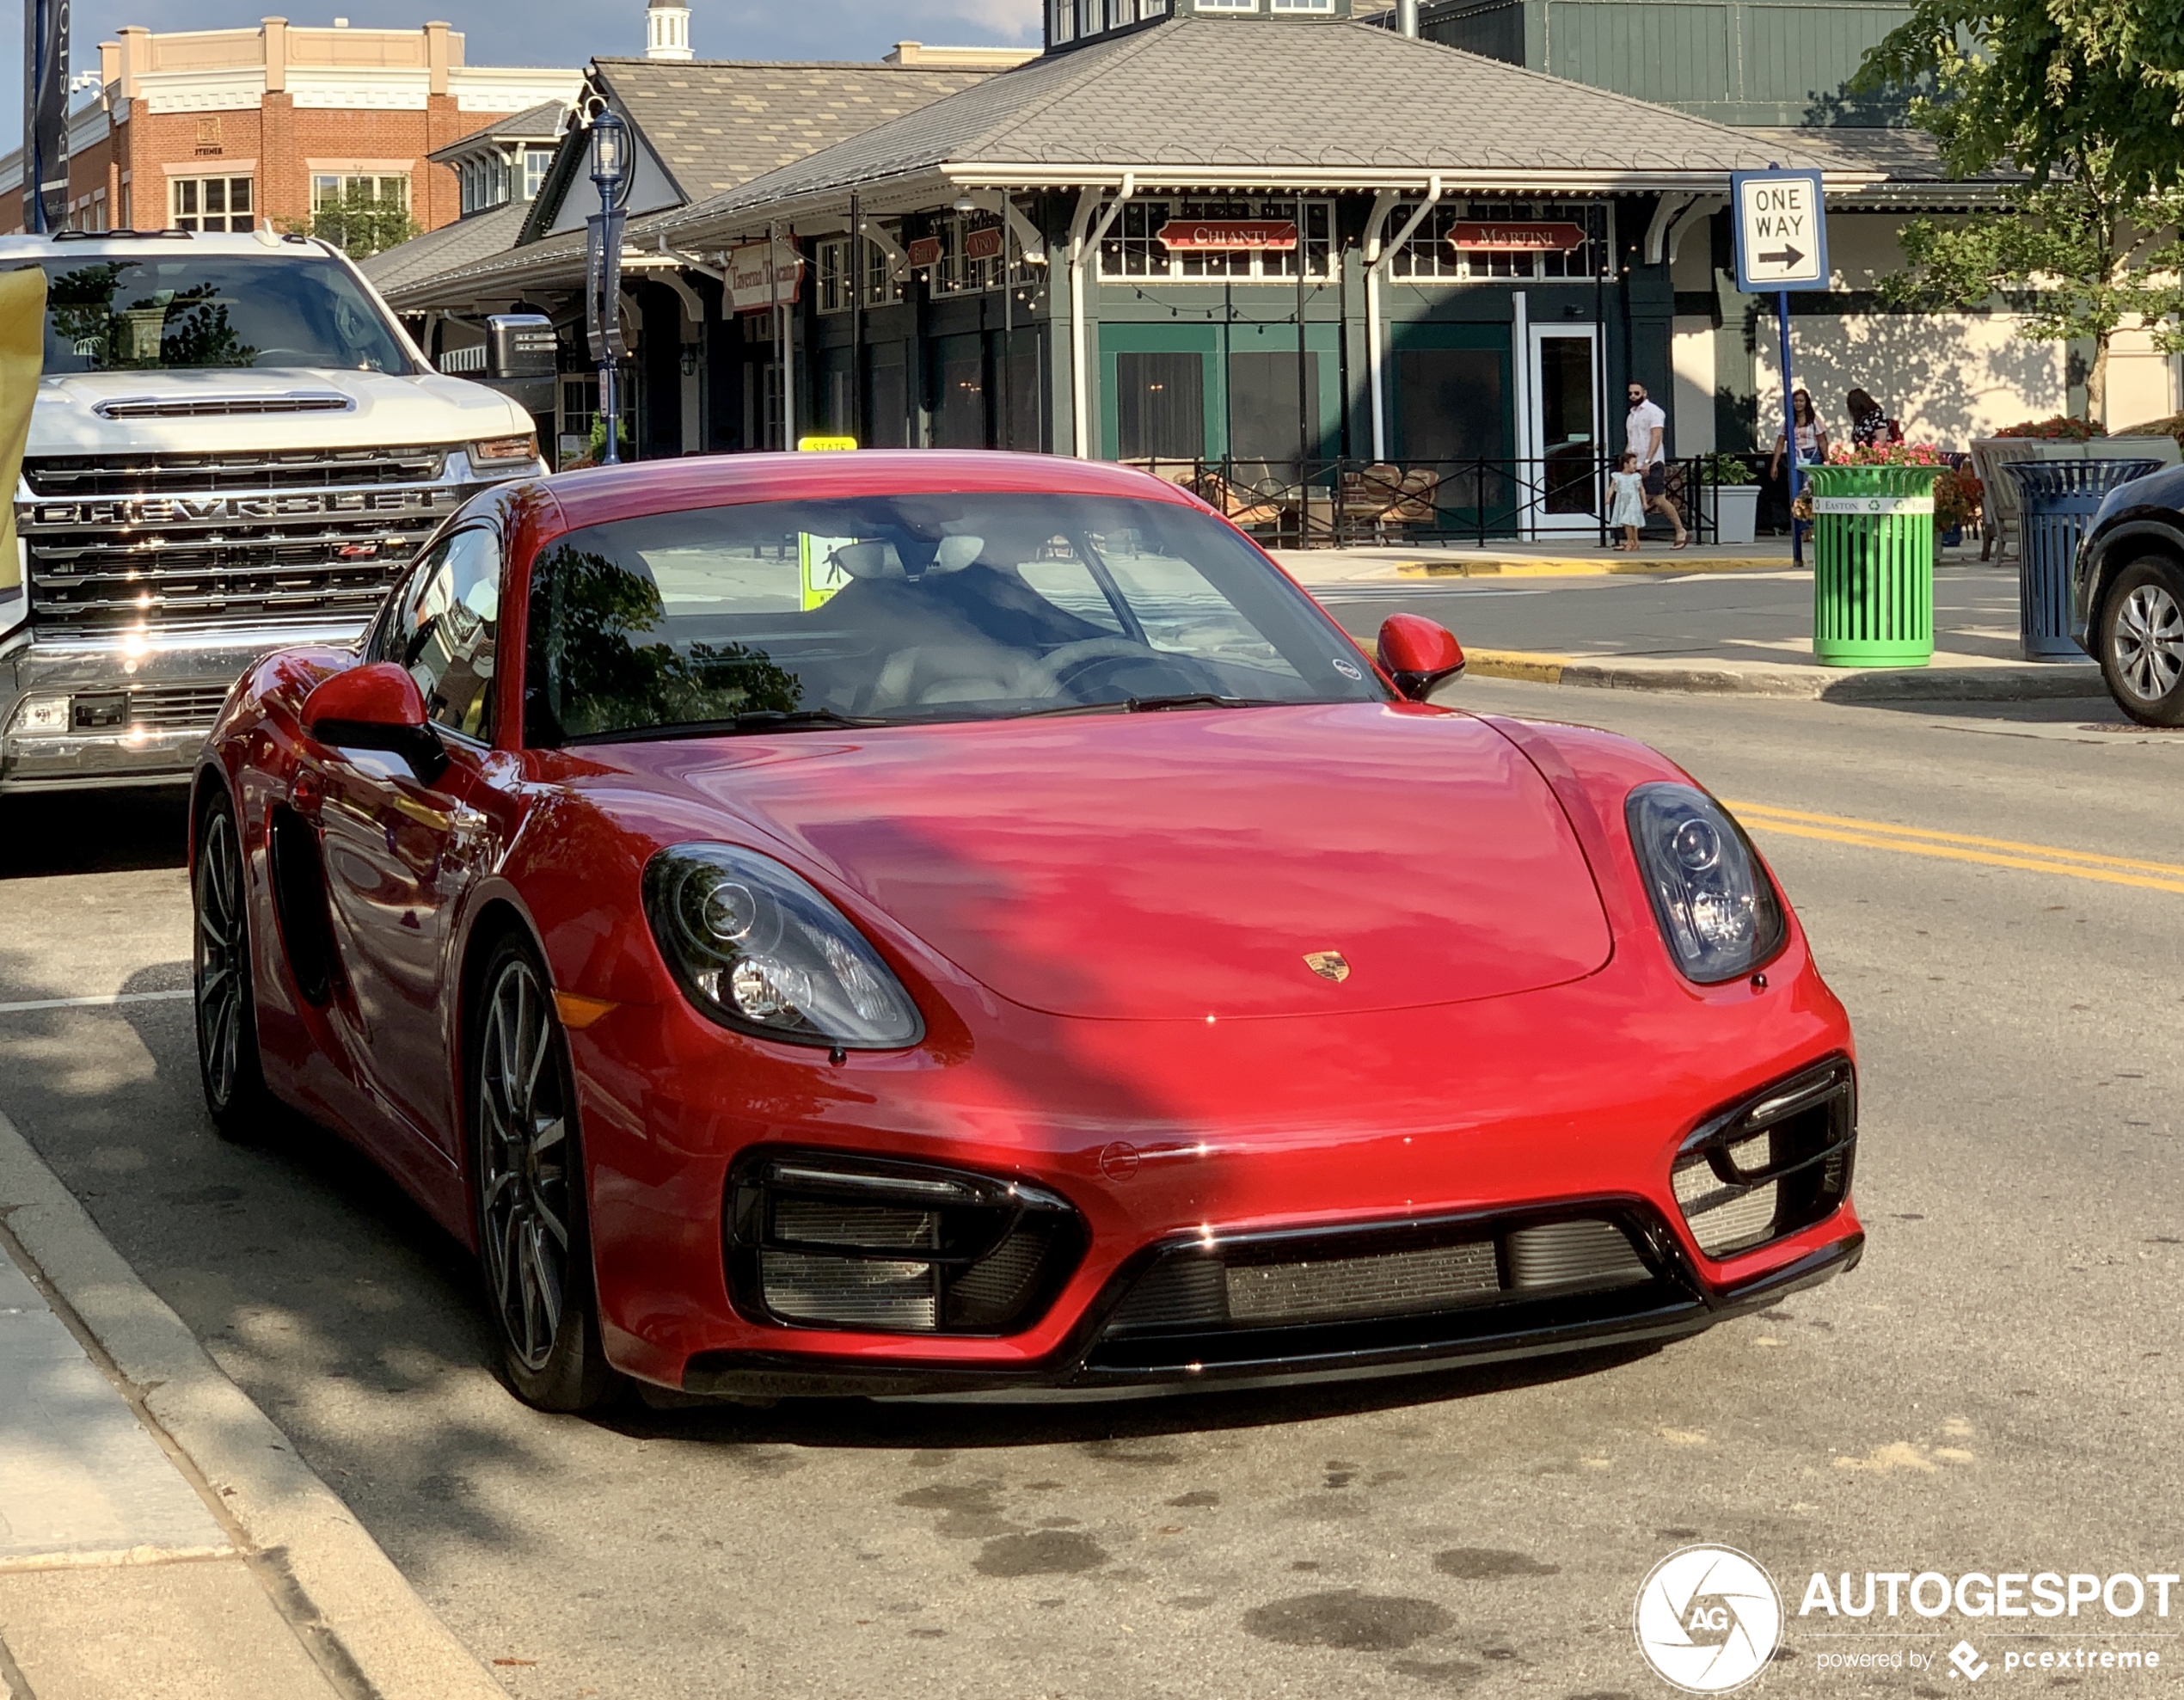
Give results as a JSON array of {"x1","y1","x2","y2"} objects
[
  {"x1": 1464, "y1": 647, "x2": 2110, "y2": 702},
  {"x1": 1398, "y1": 555, "x2": 1793, "y2": 579},
  {"x1": 0, "y1": 1108, "x2": 507, "y2": 1700}
]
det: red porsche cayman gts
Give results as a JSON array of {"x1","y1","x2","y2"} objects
[{"x1": 189, "y1": 451, "x2": 1861, "y2": 1411}]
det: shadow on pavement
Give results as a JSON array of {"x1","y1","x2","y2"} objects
[{"x1": 0, "y1": 789, "x2": 189, "y2": 880}]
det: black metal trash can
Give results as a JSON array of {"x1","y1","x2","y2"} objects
[{"x1": 2005, "y1": 459, "x2": 2163, "y2": 659}]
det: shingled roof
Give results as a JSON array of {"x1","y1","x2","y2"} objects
[
  {"x1": 662, "y1": 14, "x2": 1868, "y2": 241},
  {"x1": 361, "y1": 201, "x2": 533, "y2": 295},
  {"x1": 589, "y1": 57, "x2": 993, "y2": 206}
]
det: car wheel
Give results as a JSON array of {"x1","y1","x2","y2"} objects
[
  {"x1": 2100, "y1": 556, "x2": 2184, "y2": 726},
  {"x1": 470, "y1": 934, "x2": 623, "y2": 1413},
  {"x1": 193, "y1": 788, "x2": 277, "y2": 1140}
]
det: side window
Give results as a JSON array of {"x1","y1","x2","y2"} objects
[{"x1": 389, "y1": 527, "x2": 501, "y2": 741}]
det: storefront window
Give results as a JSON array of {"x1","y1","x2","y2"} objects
[
  {"x1": 171, "y1": 176, "x2": 255, "y2": 234},
  {"x1": 1101, "y1": 199, "x2": 1334, "y2": 283},
  {"x1": 816, "y1": 238, "x2": 854, "y2": 314},
  {"x1": 1390, "y1": 200, "x2": 1611, "y2": 283}
]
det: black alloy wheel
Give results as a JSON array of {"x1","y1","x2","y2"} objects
[
  {"x1": 471, "y1": 935, "x2": 621, "y2": 1412},
  {"x1": 193, "y1": 789, "x2": 276, "y2": 1139},
  {"x1": 2101, "y1": 556, "x2": 2184, "y2": 727}
]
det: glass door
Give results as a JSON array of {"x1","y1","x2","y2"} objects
[{"x1": 1527, "y1": 324, "x2": 1601, "y2": 533}]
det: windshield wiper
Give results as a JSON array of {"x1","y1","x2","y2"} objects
[
  {"x1": 1001, "y1": 693, "x2": 1276, "y2": 720},
  {"x1": 568, "y1": 709, "x2": 885, "y2": 745}
]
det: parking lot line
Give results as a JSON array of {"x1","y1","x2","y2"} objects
[{"x1": 1727, "y1": 801, "x2": 2184, "y2": 896}]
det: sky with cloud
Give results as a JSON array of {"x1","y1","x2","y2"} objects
[{"x1": 9, "y1": 0, "x2": 1044, "y2": 142}]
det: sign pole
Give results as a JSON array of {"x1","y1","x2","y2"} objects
[
  {"x1": 23, "y1": 0, "x2": 68, "y2": 234},
  {"x1": 1732, "y1": 166, "x2": 1828, "y2": 574},
  {"x1": 1779, "y1": 289, "x2": 1801, "y2": 569}
]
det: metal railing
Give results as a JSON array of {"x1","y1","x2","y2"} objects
[{"x1": 1120, "y1": 455, "x2": 1738, "y2": 550}]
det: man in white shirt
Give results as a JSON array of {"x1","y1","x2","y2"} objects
[{"x1": 1624, "y1": 382, "x2": 1688, "y2": 548}]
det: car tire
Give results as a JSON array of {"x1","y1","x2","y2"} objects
[
  {"x1": 2099, "y1": 555, "x2": 2184, "y2": 726},
  {"x1": 193, "y1": 787, "x2": 279, "y2": 1141},
  {"x1": 469, "y1": 932, "x2": 623, "y2": 1413}
]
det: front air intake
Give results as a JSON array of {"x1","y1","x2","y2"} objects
[
  {"x1": 727, "y1": 1152, "x2": 1084, "y2": 1336},
  {"x1": 1672, "y1": 1058, "x2": 1856, "y2": 1260}
]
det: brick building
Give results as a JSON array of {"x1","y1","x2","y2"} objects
[{"x1": 2, "y1": 18, "x2": 578, "y2": 243}]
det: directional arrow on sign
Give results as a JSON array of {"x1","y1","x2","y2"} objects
[{"x1": 1759, "y1": 245, "x2": 1805, "y2": 268}]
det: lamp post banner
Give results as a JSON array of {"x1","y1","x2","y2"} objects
[
  {"x1": 23, "y1": 0, "x2": 68, "y2": 232},
  {"x1": 585, "y1": 209, "x2": 628, "y2": 362}
]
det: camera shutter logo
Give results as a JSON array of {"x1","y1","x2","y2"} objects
[{"x1": 1634, "y1": 1545, "x2": 1782, "y2": 1693}]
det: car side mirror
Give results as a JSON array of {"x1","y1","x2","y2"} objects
[
  {"x1": 302, "y1": 662, "x2": 447, "y2": 779},
  {"x1": 1377, "y1": 613, "x2": 1466, "y2": 701}
]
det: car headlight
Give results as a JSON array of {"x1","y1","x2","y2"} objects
[
  {"x1": 642, "y1": 844, "x2": 923, "y2": 1048},
  {"x1": 469, "y1": 433, "x2": 537, "y2": 464},
  {"x1": 1626, "y1": 783, "x2": 1786, "y2": 984}
]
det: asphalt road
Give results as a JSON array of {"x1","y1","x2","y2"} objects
[{"x1": 2, "y1": 678, "x2": 2181, "y2": 1698}]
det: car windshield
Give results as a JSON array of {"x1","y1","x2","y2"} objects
[
  {"x1": 36, "y1": 255, "x2": 411, "y2": 373},
  {"x1": 522, "y1": 491, "x2": 1386, "y2": 744}
]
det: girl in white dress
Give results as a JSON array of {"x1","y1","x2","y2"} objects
[{"x1": 1608, "y1": 451, "x2": 1647, "y2": 549}]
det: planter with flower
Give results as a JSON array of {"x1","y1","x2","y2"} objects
[
  {"x1": 1995, "y1": 415, "x2": 2107, "y2": 441},
  {"x1": 1694, "y1": 452, "x2": 1761, "y2": 545}
]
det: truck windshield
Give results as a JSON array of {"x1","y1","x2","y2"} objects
[{"x1": 36, "y1": 254, "x2": 410, "y2": 374}]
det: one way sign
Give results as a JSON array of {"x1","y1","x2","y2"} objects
[{"x1": 1732, "y1": 169, "x2": 1828, "y2": 292}]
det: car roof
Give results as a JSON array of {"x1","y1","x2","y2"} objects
[
  {"x1": 0, "y1": 231, "x2": 339, "y2": 261},
  {"x1": 537, "y1": 450, "x2": 1212, "y2": 534}
]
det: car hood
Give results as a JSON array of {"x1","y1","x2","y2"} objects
[
  {"x1": 28, "y1": 366, "x2": 530, "y2": 457},
  {"x1": 605, "y1": 704, "x2": 1615, "y2": 1022}
]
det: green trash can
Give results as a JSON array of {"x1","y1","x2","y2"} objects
[{"x1": 1807, "y1": 463, "x2": 1942, "y2": 667}]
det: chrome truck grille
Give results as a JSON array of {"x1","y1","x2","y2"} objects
[{"x1": 16, "y1": 446, "x2": 464, "y2": 635}]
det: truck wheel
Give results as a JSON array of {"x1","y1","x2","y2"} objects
[
  {"x1": 193, "y1": 789, "x2": 278, "y2": 1140},
  {"x1": 470, "y1": 934, "x2": 623, "y2": 1413},
  {"x1": 2100, "y1": 557, "x2": 2184, "y2": 727}
]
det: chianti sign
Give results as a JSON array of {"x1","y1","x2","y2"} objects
[
  {"x1": 1157, "y1": 219, "x2": 1298, "y2": 252},
  {"x1": 1450, "y1": 221, "x2": 1586, "y2": 253}
]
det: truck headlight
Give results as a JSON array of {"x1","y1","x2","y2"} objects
[
  {"x1": 7, "y1": 695, "x2": 70, "y2": 736},
  {"x1": 469, "y1": 433, "x2": 537, "y2": 465}
]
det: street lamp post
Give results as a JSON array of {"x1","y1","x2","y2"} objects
[{"x1": 586, "y1": 108, "x2": 632, "y2": 464}]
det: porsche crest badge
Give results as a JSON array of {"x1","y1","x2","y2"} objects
[{"x1": 1304, "y1": 950, "x2": 1352, "y2": 983}]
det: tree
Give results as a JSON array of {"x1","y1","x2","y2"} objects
[
  {"x1": 1855, "y1": 0, "x2": 2184, "y2": 420},
  {"x1": 285, "y1": 182, "x2": 420, "y2": 261}
]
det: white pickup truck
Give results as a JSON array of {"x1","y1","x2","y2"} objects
[{"x1": 1, "y1": 227, "x2": 550, "y2": 794}]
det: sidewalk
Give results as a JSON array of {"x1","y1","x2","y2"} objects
[
  {"x1": 0, "y1": 1110, "x2": 505, "y2": 1700},
  {"x1": 1286, "y1": 545, "x2": 2106, "y2": 702},
  {"x1": 1270, "y1": 538, "x2": 1803, "y2": 582}
]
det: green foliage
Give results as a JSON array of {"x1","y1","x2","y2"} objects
[
  {"x1": 1855, "y1": 0, "x2": 2184, "y2": 420},
  {"x1": 1856, "y1": 0, "x2": 2184, "y2": 195},
  {"x1": 1697, "y1": 452, "x2": 1758, "y2": 484},
  {"x1": 297, "y1": 182, "x2": 421, "y2": 260}
]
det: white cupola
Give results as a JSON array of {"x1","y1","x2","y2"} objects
[{"x1": 646, "y1": 0, "x2": 692, "y2": 60}]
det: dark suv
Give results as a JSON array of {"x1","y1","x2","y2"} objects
[{"x1": 2074, "y1": 463, "x2": 2184, "y2": 725}]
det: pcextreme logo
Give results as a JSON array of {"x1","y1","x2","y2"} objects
[{"x1": 1635, "y1": 1545, "x2": 1785, "y2": 1693}]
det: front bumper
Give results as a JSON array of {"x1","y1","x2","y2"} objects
[
  {"x1": 681, "y1": 1208, "x2": 1864, "y2": 1402},
  {"x1": 0, "y1": 617, "x2": 366, "y2": 791}
]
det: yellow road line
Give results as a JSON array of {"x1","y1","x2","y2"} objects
[
  {"x1": 1725, "y1": 801, "x2": 2184, "y2": 895},
  {"x1": 1724, "y1": 800, "x2": 2184, "y2": 879}
]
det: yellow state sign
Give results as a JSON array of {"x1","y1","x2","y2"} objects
[{"x1": 796, "y1": 434, "x2": 858, "y2": 452}]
